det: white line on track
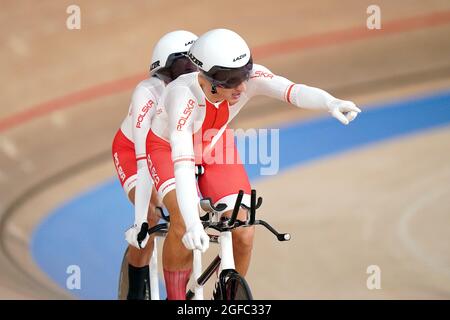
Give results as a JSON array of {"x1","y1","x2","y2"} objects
[
  {"x1": 0, "y1": 137, "x2": 18, "y2": 159},
  {"x1": 6, "y1": 222, "x2": 28, "y2": 245},
  {"x1": 50, "y1": 112, "x2": 67, "y2": 128},
  {"x1": 7, "y1": 35, "x2": 30, "y2": 58},
  {"x1": 397, "y1": 172, "x2": 450, "y2": 278}
]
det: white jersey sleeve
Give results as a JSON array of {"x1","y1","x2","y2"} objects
[
  {"x1": 131, "y1": 85, "x2": 157, "y2": 225},
  {"x1": 131, "y1": 85, "x2": 157, "y2": 159},
  {"x1": 165, "y1": 85, "x2": 200, "y2": 230},
  {"x1": 247, "y1": 64, "x2": 335, "y2": 111}
]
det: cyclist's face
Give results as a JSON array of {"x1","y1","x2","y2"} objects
[{"x1": 216, "y1": 81, "x2": 247, "y2": 105}]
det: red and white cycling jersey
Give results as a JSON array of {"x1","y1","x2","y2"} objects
[
  {"x1": 119, "y1": 77, "x2": 165, "y2": 162},
  {"x1": 112, "y1": 76, "x2": 165, "y2": 224},
  {"x1": 146, "y1": 60, "x2": 352, "y2": 231},
  {"x1": 150, "y1": 64, "x2": 300, "y2": 160},
  {"x1": 147, "y1": 64, "x2": 310, "y2": 228}
]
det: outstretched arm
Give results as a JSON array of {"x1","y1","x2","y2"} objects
[{"x1": 247, "y1": 64, "x2": 361, "y2": 125}]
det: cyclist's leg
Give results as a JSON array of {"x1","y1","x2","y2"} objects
[
  {"x1": 198, "y1": 129, "x2": 255, "y2": 276},
  {"x1": 126, "y1": 185, "x2": 160, "y2": 267},
  {"x1": 217, "y1": 206, "x2": 255, "y2": 276},
  {"x1": 112, "y1": 129, "x2": 156, "y2": 299},
  {"x1": 229, "y1": 209, "x2": 255, "y2": 276},
  {"x1": 125, "y1": 186, "x2": 160, "y2": 299},
  {"x1": 147, "y1": 130, "x2": 192, "y2": 300},
  {"x1": 161, "y1": 190, "x2": 192, "y2": 299}
]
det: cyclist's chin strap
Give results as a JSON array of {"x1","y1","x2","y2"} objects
[{"x1": 211, "y1": 84, "x2": 217, "y2": 94}]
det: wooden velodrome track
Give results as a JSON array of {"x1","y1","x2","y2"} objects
[{"x1": 0, "y1": 0, "x2": 449, "y2": 299}]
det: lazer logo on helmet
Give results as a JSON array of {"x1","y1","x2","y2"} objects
[
  {"x1": 150, "y1": 60, "x2": 160, "y2": 71},
  {"x1": 177, "y1": 99, "x2": 195, "y2": 131},
  {"x1": 188, "y1": 52, "x2": 203, "y2": 67},
  {"x1": 136, "y1": 100, "x2": 154, "y2": 128},
  {"x1": 185, "y1": 40, "x2": 195, "y2": 46},
  {"x1": 233, "y1": 53, "x2": 247, "y2": 62}
]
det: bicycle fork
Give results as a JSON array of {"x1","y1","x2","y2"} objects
[{"x1": 189, "y1": 230, "x2": 235, "y2": 300}]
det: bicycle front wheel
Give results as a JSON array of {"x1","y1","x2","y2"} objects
[
  {"x1": 117, "y1": 247, "x2": 129, "y2": 300},
  {"x1": 215, "y1": 270, "x2": 253, "y2": 300},
  {"x1": 117, "y1": 247, "x2": 151, "y2": 300}
]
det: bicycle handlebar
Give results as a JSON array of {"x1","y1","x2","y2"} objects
[
  {"x1": 147, "y1": 189, "x2": 291, "y2": 242},
  {"x1": 254, "y1": 219, "x2": 291, "y2": 241},
  {"x1": 250, "y1": 190, "x2": 256, "y2": 225},
  {"x1": 202, "y1": 218, "x2": 290, "y2": 242},
  {"x1": 147, "y1": 223, "x2": 169, "y2": 236}
]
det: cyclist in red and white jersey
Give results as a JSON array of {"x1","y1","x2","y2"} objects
[
  {"x1": 111, "y1": 30, "x2": 198, "y2": 299},
  {"x1": 146, "y1": 28, "x2": 361, "y2": 299}
]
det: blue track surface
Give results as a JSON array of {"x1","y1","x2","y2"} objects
[{"x1": 31, "y1": 90, "x2": 450, "y2": 299}]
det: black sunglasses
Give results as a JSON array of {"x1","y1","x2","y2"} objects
[{"x1": 205, "y1": 57, "x2": 253, "y2": 89}]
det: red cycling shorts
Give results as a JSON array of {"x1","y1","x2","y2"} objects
[
  {"x1": 146, "y1": 129, "x2": 251, "y2": 210},
  {"x1": 112, "y1": 129, "x2": 137, "y2": 196}
]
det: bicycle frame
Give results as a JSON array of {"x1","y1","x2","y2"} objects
[
  {"x1": 144, "y1": 189, "x2": 290, "y2": 300},
  {"x1": 190, "y1": 218, "x2": 236, "y2": 300},
  {"x1": 149, "y1": 236, "x2": 161, "y2": 300}
]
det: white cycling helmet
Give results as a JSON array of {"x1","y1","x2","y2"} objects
[
  {"x1": 150, "y1": 30, "x2": 198, "y2": 82},
  {"x1": 188, "y1": 28, "x2": 253, "y2": 89}
]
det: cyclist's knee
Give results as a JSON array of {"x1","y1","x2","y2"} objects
[
  {"x1": 166, "y1": 207, "x2": 186, "y2": 239},
  {"x1": 127, "y1": 244, "x2": 152, "y2": 267},
  {"x1": 232, "y1": 226, "x2": 255, "y2": 252},
  {"x1": 127, "y1": 187, "x2": 136, "y2": 205},
  {"x1": 162, "y1": 190, "x2": 186, "y2": 239},
  {"x1": 168, "y1": 219, "x2": 186, "y2": 240}
]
